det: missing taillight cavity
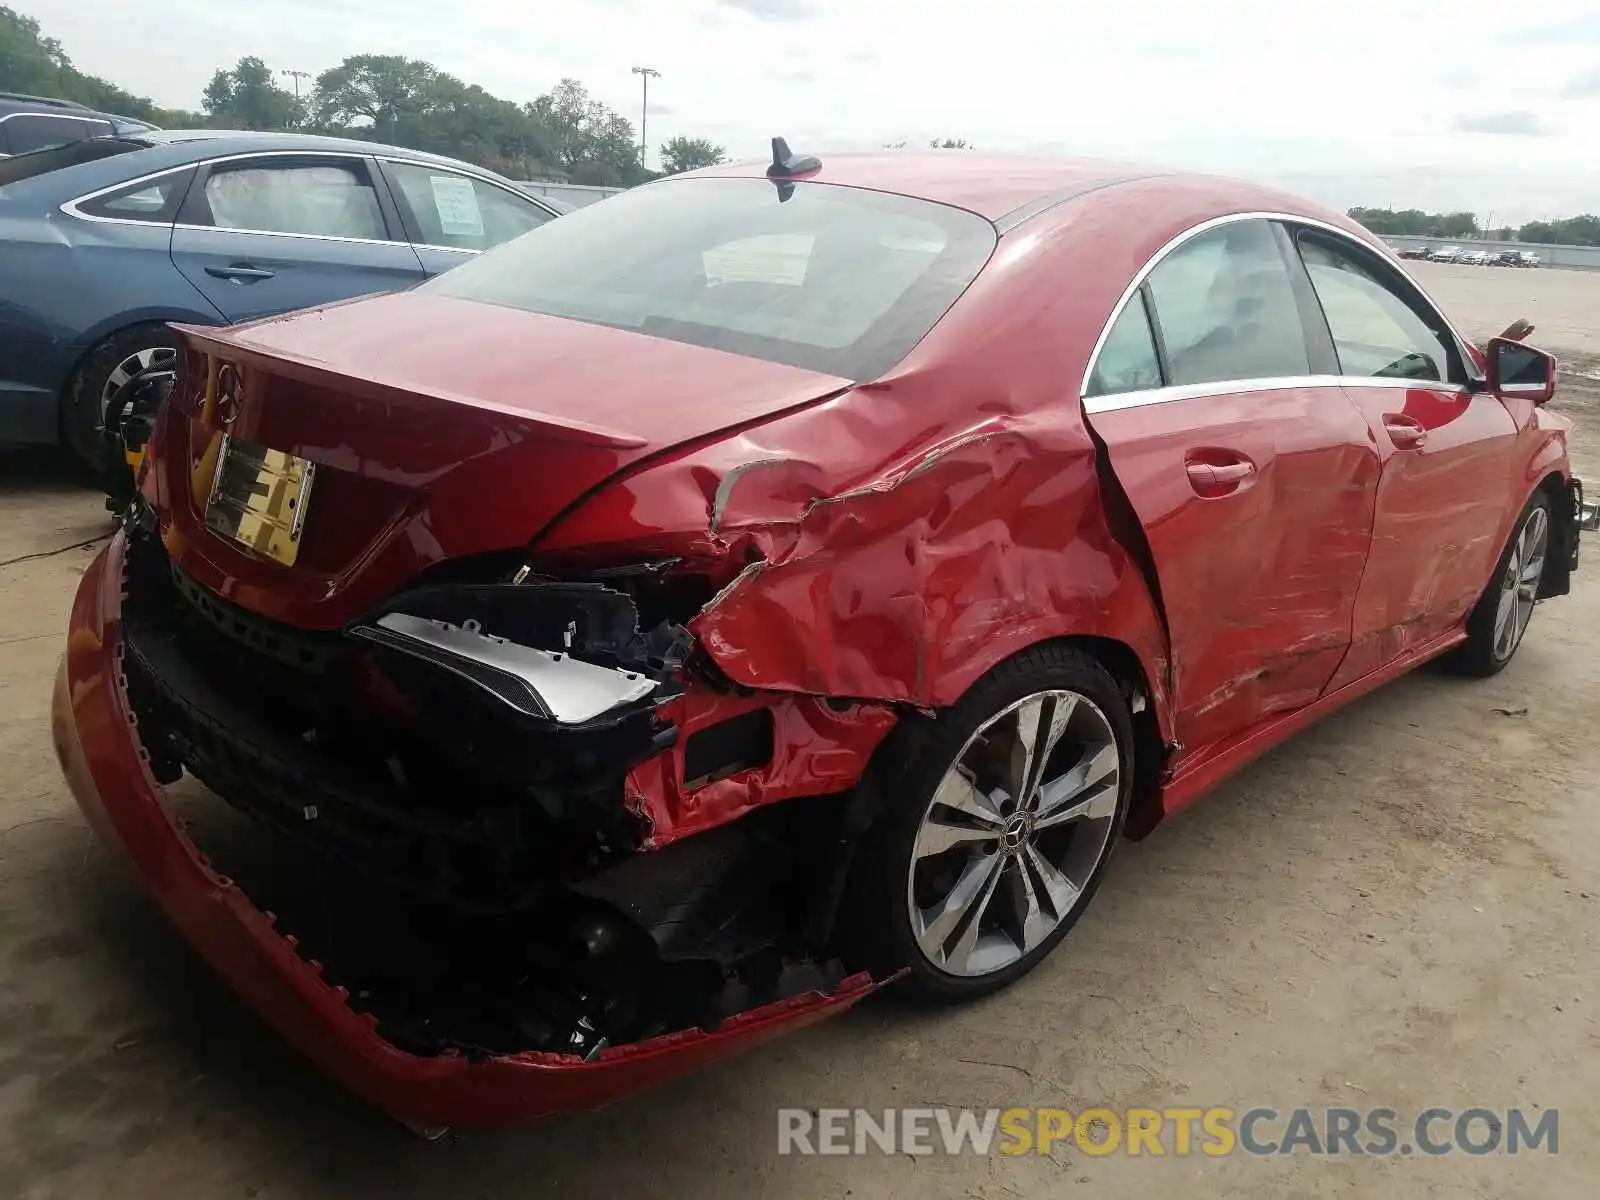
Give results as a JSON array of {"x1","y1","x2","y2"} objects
[{"x1": 683, "y1": 708, "x2": 776, "y2": 789}]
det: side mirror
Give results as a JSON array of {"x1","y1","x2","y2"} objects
[{"x1": 1485, "y1": 336, "x2": 1557, "y2": 404}]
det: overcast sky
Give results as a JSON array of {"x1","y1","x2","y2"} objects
[{"x1": 37, "y1": 0, "x2": 1600, "y2": 224}]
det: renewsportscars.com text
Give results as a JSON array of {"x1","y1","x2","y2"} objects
[{"x1": 777, "y1": 1105, "x2": 1559, "y2": 1157}]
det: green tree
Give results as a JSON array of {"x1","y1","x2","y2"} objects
[
  {"x1": 313, "y1": 54, "x2": 441, "y2": 143},
  {"x1": 203, "y1": 56, "x2": 305, "y2": 130},
  {"x1": 1348, "y1": 207, "x2": 1478, "y2": 238},
  {"x1": 528, "y1": 78, "x2": 644, "y2": 184},
  {"x1": 392, "y1": 77, "x2": 556, "y2": 178},
  {"x1": 0, "y1": 4, "x2": 67, "y2": 95},
  {"x1": 1518, "y1": 215, "x2": 1600, "y2": 246},
  {"x1": 657, "y1": 135, "x2": 726, "y2": 175},
  {"x1": 0, "y1": 5, "x2": 200, "y2": 125}
]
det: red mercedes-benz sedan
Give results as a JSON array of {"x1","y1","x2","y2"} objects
[{"x1": 53, "y1": 143, "x2": 1585, "y2": 1129}]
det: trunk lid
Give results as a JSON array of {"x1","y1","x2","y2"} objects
[{"x1": 152, "y1": 291, "x2": 852, "y2": 629}]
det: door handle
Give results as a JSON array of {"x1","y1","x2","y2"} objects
[
  {"x1": 204, "y1": 264, "x2": 276, "y2": 282},
  {"x1": 1184, "y1": 455, "x2": 1256, "y2": 497},
  {"x1": 1383, "y1": 414, "x2": 1427, "y2": 449}
]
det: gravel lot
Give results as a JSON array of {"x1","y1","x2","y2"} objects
[{"x1": 2, "y1": 262, "x2": 1598, "y2": 1198}]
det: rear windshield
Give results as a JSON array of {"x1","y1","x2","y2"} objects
[
  {"x1": 421, "y1": 177, "x2": 996, "y2": 380},
  {"x1": 0, "y1": 137, "x2": 144, "y2": 188}
]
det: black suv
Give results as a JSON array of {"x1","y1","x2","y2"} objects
[{"x1": 0, "y1": 93, "x2": 159, "y2": 158}]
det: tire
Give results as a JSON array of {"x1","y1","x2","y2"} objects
[
  {"x1": 839, "y1": 644, "x2": 1133, "y2": 1003},
  {"x1": 1450, "y1": 491, "x2": 1552, "y2": 677},
  {"x1": 62, "y1": 325, "x2": 182, "y2": 474}
]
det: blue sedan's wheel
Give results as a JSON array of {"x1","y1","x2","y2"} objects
[{"x1": 63, "y1": 325, "x2": 182, "y2": 474}]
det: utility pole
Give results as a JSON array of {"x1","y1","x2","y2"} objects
[{"x1": 631, "y1": 65, "x2": 660, "y2": 169}]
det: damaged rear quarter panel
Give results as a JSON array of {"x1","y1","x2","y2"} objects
[{"x1": 534, "y1": 218, "x2": 1175, "y2": 731}]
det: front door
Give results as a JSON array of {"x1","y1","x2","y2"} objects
[
  {"x1": 1082, "y1": 218, "x2": 1381, "y2": 762},
  {"x1": 1286, "y1": 226, "x2": 1520, "y2": 687},
  {"x1": 171, "y1": 153, "x2": 425, "y2": 323}
]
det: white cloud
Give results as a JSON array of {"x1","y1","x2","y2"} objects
[
  {"x1": 31, "y1": 0, "x2": 1600, "y2": 223},
  {"x1": 1452, "y1": 110, "x2": 1555, "y2": 136}
]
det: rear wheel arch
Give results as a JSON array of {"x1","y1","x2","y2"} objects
[
  {"x1": 867, "y1": 634, "x2": 1167, "y2": 842},
  {"x1": 1060, "y1": 635, "x2": 1168, "y2": 838},
  {"x1": 835, "y1": 639, "x2": 1139, "y2": 997},
  {"x1": 1533, "y1": 470, "x2": 1575, "y2": 600}
]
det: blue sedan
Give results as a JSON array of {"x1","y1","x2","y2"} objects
[{"x1": 0, "y1": 129, "x2": 561, "y2": 467}]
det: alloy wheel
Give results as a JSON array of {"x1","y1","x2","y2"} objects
[
  {"x1": 906, "y1": 690, "x2": 1121, "y2": 978},
  {"x1": 1492, "y1": 504, "x2": 1548, "y2": 662},
  {"x1": 99, "y1": 346, "x2": 179, "y2": 428}
]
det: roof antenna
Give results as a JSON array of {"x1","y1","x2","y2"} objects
[
  {"x1": 767, "y1": 136, "x2": 821, "y2": 179},
  {"x1": 766, "y1": 136, "x2": 821, "y2": 202}
]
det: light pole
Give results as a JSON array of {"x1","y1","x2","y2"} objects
[
  {"x1": 280, "y1": 68, "x2": 312, "y2": 127},
  {"x1": 631, "y1": 65, "x2": 660, "y2": 169},
  {"x1": 279, "y1": 69, "x2": 312, "y2": 101}
]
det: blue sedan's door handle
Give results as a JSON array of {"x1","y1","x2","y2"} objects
[{"x1": 204, "y1": 264, "x2": 276, "y2": 282}]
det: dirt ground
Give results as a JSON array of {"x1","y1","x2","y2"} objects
[{"x1": 3, "y1": 262, "x2": 1598, "y2": 1198}]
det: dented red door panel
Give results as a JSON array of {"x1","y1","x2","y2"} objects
[
  {"x1": 1328, "y1": 381, "x2": 1518, "y2": 687},
  {"x1": 1084, "y1": 384, "x2": 1379, "y2": 760}
]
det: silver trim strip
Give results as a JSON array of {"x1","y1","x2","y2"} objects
[
  {"x1": 0, "y1": 111, "x2": 115, "y2": 128},
  {"x1": 174, "y1": 222, "x2": 409, "y2": 248},
  {"x1": 1083, "y1": 373, "x2": 1469, "y2": 415},
  {"x1": 1077, "y1": 210, "x2": 1486, "y2": 403},
  {"x1": 62, "y1": 150, "x2": 376, "y2": 226},
  {"x1": 360, "y1": 613, "x2": 658, "y2": 725}
]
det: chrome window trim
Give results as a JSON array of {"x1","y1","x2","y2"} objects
[
  {"x1": 1083, "y1": 372, "x2": 1470, "y2": 415},
  {"x1": 172, "y1": 223, "x2": 409, "y2": 248},
  {"x1": 62, "y1": 150, "x2": 395, "y2": 235},
  {"x1": 0, "y1": 111, "x2": 115, "y2": 128},
  {"x1": 1077, "y1": 210, "x2": 1485, "y2": 404},
  {"x1": 59, "y1": 164, "x2": 196, "y2": 228},
  {"x1": 61, "y1": 148, "x2": 549, "y2": 241},
  {"x1": 414, "y1": 243, "x2": 480, "y2": 255}
]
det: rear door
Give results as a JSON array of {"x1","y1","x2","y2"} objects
[
  {"x1": 1083, "y1": 218, "x2": 1381, "y2": 762},
  {"x1": 376, "y1": 158, "x2": 557, "y2": 276},
  {"x1": 1286, "y1": 226, "x2": 1520, "y2": 686},
  {"x1": 170, "y1": 153, "x2": 426, "y2": 323}
]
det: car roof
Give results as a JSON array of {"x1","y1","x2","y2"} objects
[
  {"x1": 122, "y1": 129, "x2": 523, "y2": 181},
  {"x1": 679, "y1": 150, "x2": 1361, "y2": 236},
  {"x1": 0, "y1": 93, "x2": 137, "y2": 122}
]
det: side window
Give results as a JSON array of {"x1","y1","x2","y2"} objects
[
  {"x1": 1296, "y1": 232, "x2": 1460, "y2": 384},
  {"x1": 385, "y1": 162, "x2": 551, "y2": 252},
  {"x1": 1086, "y1": 289, "x2": 1163, "y2": 396},
  {"x1": 196, "y1": 159, "x2": 389, "y2": 240},
  {"x1": 1145, "y1": 220, "x2": 1311, "y2": 386},
  {"x1": 4, "y1": 115, "x2": 109, "y2": 155},
  {"x1": 76, "y1": 170, "x2": 192, "y2": 223}
]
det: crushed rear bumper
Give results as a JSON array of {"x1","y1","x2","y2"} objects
[{"x1": 51, "y1": 532, "x2": 875, "y2": 1128}]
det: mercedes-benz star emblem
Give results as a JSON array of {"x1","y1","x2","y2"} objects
[{"x1": 214, "y1": 364, "x2": 242, "y2": 427}]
